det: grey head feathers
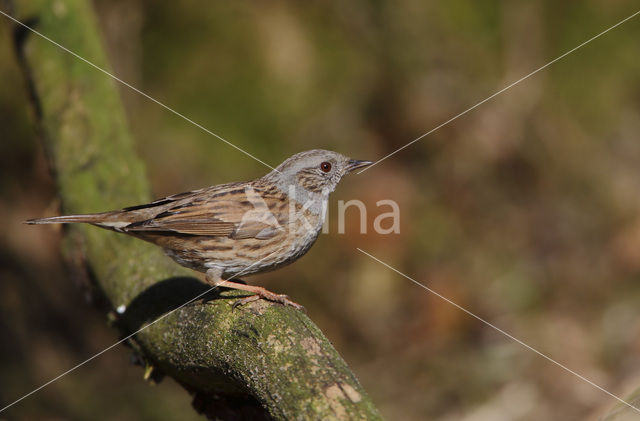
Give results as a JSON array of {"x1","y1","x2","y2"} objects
[{"x1": 259, "y1": 149, "x2": 372, "y2": 209}]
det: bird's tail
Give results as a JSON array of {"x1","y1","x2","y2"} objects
[
  {"x1": 26, "y1": 214, "x2": 97, "y2": 224},
  {"x1": 25, "y1": 213, "x2": 129, "y2": 230}
]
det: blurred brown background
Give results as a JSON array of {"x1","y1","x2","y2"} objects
[{"x1": 2, "y1": 1, "x2": 640, "y2": 420}]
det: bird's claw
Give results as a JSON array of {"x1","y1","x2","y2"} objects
[
  {"x1": 232, "y1": 295, "x2": 261, "y2": 310},
  {"x1": 232, "y1": 293, "x2": 306, "y2": 312}
]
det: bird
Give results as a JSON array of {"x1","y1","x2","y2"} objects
[{"x1": 26, "y1": 149, "x2": 373, "y2": 310}]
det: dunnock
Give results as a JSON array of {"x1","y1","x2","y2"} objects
[{"x1": 27, "y1": 149, "x2": 373, "y2": 310}]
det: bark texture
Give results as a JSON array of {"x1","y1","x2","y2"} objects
[{"x1": 10, "y1": 0, "x2": 382, "y2": 419}]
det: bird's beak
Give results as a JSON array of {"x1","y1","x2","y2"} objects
[{"x1": 346, "y1": 159, "x2": 374, "y2": 172}]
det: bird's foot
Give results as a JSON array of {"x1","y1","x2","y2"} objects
[
  {"x1": 204, "y1": 274, "x2": 306, "y2": 312},
  {"x1": 232, "y1": 291, "x2": 305, "y2": 312}
]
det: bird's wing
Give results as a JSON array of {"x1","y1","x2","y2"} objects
[{"x1": 124, "y1": 184, "x2": 288, "y2": 239}]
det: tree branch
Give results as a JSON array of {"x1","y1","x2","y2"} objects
[{"x1": 10, "y1": 0, "x2": 382, "y2": 419}]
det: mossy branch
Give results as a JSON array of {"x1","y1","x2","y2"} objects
[{"x1": 10, "y1": 0, "x2": 382, "y2": 419}]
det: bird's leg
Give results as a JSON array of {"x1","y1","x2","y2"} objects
[{"x1": 204, "y1": 269, "x2": 305, "y2": 311}]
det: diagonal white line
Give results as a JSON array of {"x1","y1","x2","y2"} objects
[
  {"x1": 356, "y1": 248, "x2": 640, "y2": 414},
  {"x1": 358, "y1": 9, "x2": 640, "y2": 174},
  {"x1": 0, "y1": 287, "x2": 212, "y2": 413},
  {"x1": 0, "y1": 248, "x2": 284, "y2": 414},
  {"x1": 0, "y1": 9, "x2": 279, "y2": 172}
]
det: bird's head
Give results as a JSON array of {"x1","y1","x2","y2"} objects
[{"x1": 266, "y1": 149, "x2": 372, "y2": 197}]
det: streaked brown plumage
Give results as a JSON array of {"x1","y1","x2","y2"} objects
[{"x1": 26, "y1": 150, "x2": 372, "y2": 310}]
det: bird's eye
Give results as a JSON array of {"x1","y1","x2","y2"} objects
[{"x1": 320, "y1": 162, "x2": 332, "y2": 173}]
